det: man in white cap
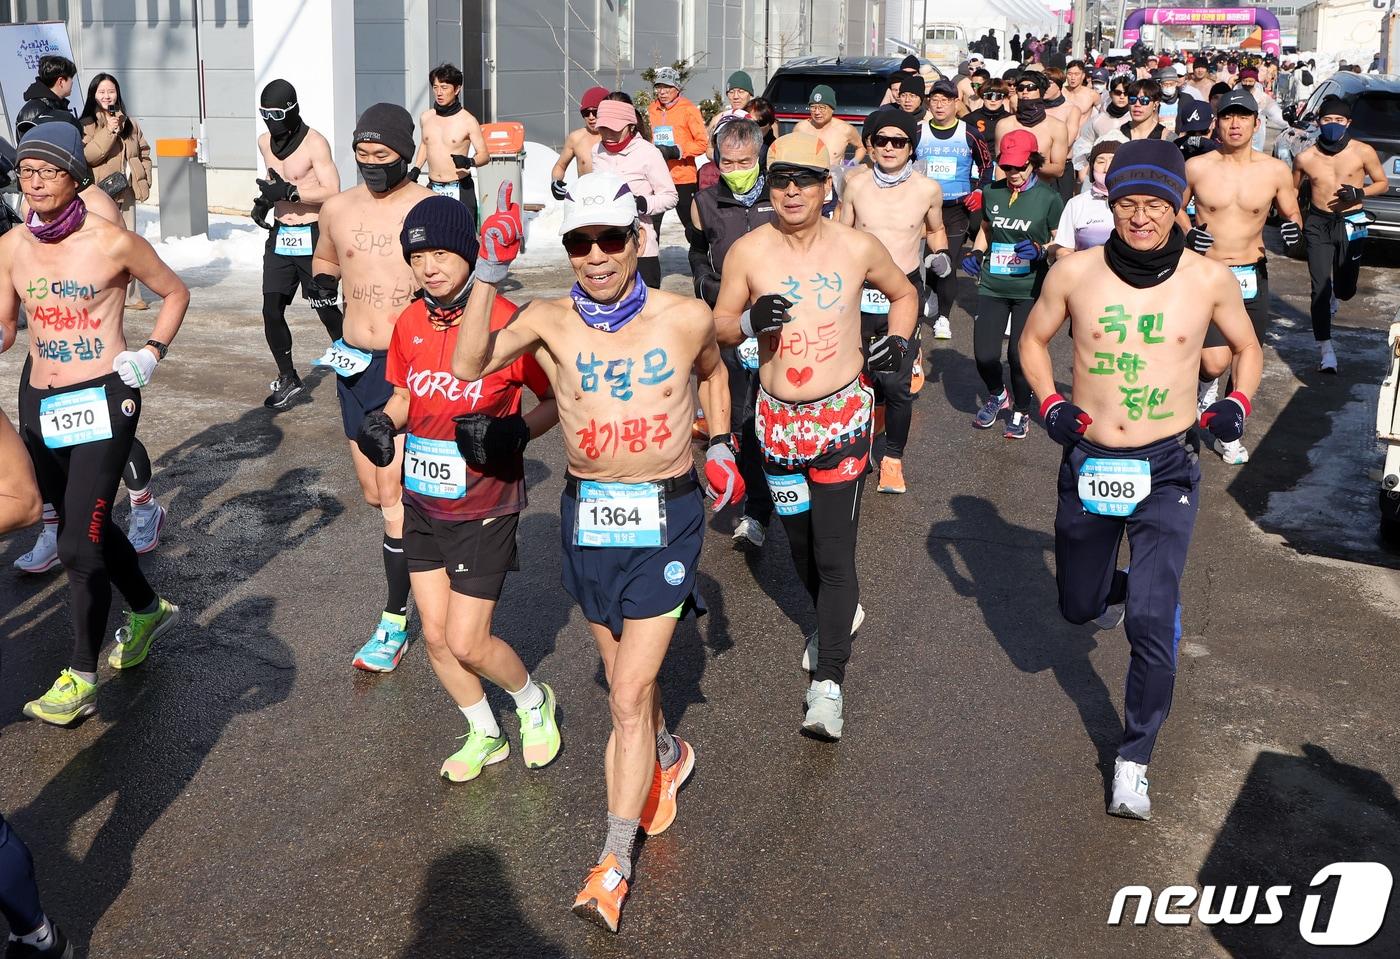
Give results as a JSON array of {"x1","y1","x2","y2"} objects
[{"x1": 451, "y1": 171, "x2": 739, "y2": 934}]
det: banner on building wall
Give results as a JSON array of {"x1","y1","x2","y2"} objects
[{"x1": 0, "y1": 21, "x2": 81, "y2": 143}]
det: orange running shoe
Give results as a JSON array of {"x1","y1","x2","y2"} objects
[
  {"x1": 878, "y1": 457, "x2": 906, "y2": 494},
  {"x1": 572, "y1": 853, "x2": 629, "y2": 933},
  {"x1": 910, "y1": 347, "x2": 925, "y2": 395},
  {"x1": 640, "y1": 737, "x2": 695, "y2": 836},
  {"x1": 691, "y1": 412, "x2": 709, "y2": 442}
]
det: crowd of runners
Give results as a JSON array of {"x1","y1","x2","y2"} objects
[{"x1": 0, "y1": 44, "x2": 1388, "y2": 948}]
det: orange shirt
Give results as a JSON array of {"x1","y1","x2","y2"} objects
[{"x1": 647, "y1": 95, "x2": 708, "y2": 186}]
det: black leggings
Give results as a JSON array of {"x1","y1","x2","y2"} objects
[
  {"x1": 863, "y1": 271, "x2": 925, "y2": 459},
  {"x1": 1304, "y1": 209, "x2": 1366, "y2": 342},
  {"x1": 974, "y1": 293, "x2": 1035, "y2": 411},
  {"x1": 19, "y1": 371, "x2": 158, "y2": 673},
  {"x1": 262, "y1": 293, "x2": 344, "y2": 376},
  {"x1": 0, "y1": 815, "x2": 42, "y2": 937},
  {"x1": 720, "y1": 347, "x2": 773, "y2": 525},
  {"x1": 652, "y1": 183, "x2": 702, "y2": 252},
  {"x1": 637, "y1": 257, "x2": 661, "y2": 290},
  {"x1": 125, "y1": 436, "x2": 152, "y2": 489},
  {"x1": 931, "y1": 201, "x2": 970, "y2": 321}
]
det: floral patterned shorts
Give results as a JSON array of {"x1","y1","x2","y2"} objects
[{"x1": 756, "y1": 374, "x2": 873, "y2": 476}]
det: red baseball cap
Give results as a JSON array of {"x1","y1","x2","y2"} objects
[
  {"x1": 998, "y1": 129, "x2": 1038, "y2": 168},
  {"x1": 580, "y1": 86, "x2": 609, "y2": 111}
]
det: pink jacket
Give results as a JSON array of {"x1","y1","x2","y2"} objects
[{"x1": 590, "y1": 137, "x2": 678, "y2": 258}]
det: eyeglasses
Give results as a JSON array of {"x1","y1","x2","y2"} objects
[
  {"x1": 871, "y1": 134, "x2": 911, "y2": 149},
  {"x1": 258, "y1": 103, "x2": 296, "y2": 121},
  {"x1": 768, "y1": 170, "x2": 827, "y2": 190},
  {"x1": 16, "y1": 166, "x2": 62, "y2": 181},
  {"x1": 1128, "y1": 96, "x2": 1156, "y2": 106},
  {"x1": 580, "y1": 108, "x2": 598, "y2": 118},
  {"x1": 1111, "y1": 198, "x2": 1174, "y2": 217},
  {"x1": 562, "y1": 228, "x2": 635, "y2": 257},
  {"x1": 983, "y1": 92, "x2": 1007, "y2": 101}
]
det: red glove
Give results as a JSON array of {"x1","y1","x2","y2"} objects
[
  {"x1": 703, "y1": 434, "x2": 746, "y2": 511},
  {"x1": 963, "y1": 189, "x2": 983, "y2": 213},
  {"x1": 477, "y1": 182, "x2": 522, "y2": 281}
]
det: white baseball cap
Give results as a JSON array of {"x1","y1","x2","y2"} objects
[{"x1": 559, "y1": 172, "x2": 640, "y2": 235}]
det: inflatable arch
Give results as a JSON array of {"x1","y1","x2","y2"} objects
[{"x1": 1122, "y1": 8, "x2": 1281, "y2": 58}]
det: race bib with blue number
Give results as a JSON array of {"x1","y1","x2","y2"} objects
[
  {"x1": 430, "y1": 180, "x2": 461, "y2": 200},
  {"x1": 738, "y1": 337, "x2": 760, "y2": 371},
  {"x1": 1077, "y1": 457, "x2": 1151, "y2": 517},
  {"x1": 274, "y1": 223, "x2": 313, "y2": 257},
  {"x1": 575, "y1": 481, "x2": 666, "y2": 547},
  {"x1": 1230, "y1": 264, "x2": 1259, "y2": 301},
  {"x1": 765, "y1": 472, "x2": 812, "y2": 516},
  {"x1": 653, "y1": 125, "x2": 676, "y2": 148},
  {"x1": 1344, "y1": 211, "x2": 1370, "y2": 242},
  {"x1": 988, "y1": 242, "x2": 1031, "y2": 276},
  {"x1": 39, "y1": 386, "x2": 112, "y2": 449},
  {"x1": 403, "y1": 435, "x2": 467, "y2": 500},
  {"x1": 313, "y1": 339, "x2": 374, "y2": 378},
  {"x1": 860, "y1": 286, "x2": 891, "y2": 315}
]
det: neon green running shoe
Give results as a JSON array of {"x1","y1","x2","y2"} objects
[
  {"x1": 516, "y1": 682, "x2": 562, "y2": 769},
  {"x1": 108, "y1": 598, "x2": 181, "y2": 670},
  {"x1": 440, "y1": 728, "x2": 509, "y2": 783},
  {"x1": 23, "y1": 669, "x2": 97, "y2": 726}
]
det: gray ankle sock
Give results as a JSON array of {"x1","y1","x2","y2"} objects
[
  {"x1": 599, "y1": 813, "x2": 639, "y2": 879},
  {"x1": 656, "y1": 728, "x2": 680, "y2": 770}
]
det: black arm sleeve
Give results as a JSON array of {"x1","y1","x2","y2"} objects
[{"x1": 969, "y1": 131, "x2": 993, "y2": 192}]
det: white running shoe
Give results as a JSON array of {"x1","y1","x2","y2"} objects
[
  {"x1": 802, "y1": 604, "x2": 864, "y2": 672},
  {"x1": 14, "y1": 525, "x2": 59, "y2": 574},
  {"x1": 1196, "y1": 378, "x2": 1219, "y2": 415},
  {"x1": 1213, "y1": 437, "x2": 1249, "y2": 465},
  {"x1": 1318, "y1": 346, "x2": 1338, "y2": 374},
  {"x1": 932, "y1": 316, "x2": 952, "y2": 340},
  {"x1": 127, "y1": 503, "x2": 167, "y2": 555},
  {"x1": 802, "y1": 680, "x2": 844, "y2": 740},
  {"x1": 1109, "y1": 757, "x2": 1151, "y2": 820},
  {"x1": 731, "y1": 516, "x2": 766, "y2": 551}
]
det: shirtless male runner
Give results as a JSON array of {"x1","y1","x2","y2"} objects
[
  {"x1": 312, "y1": 103, "x2": 433, "y2": 672},
  {"x1": 1021, "y1": 140, "x2": 1262, "y2": 821},
  {"x1": 840, "y1": 107, "x2": 949, "y2": 494},
  {"x1": 255, "y1": 79, "x2": 344, "y2": 409},
  {"x1": 715, "y1": 133, "x2": 918, "y2": 740},
  {"x1": 5, "y1": 123, "x2": 187, "y2": 726},
  {"x1": 1291, "y1": 95, "x2": 1388, "y2": 373},
  {"x1": 1180, "y1": 88, "x2": 1303, "y2": 465},
  {"x1": 1184, "y1": 59, "x2": 1214, "y2": 102},
  {"x1": 412, "y1": 63, "x2": 488, "y2": 218},
  {"x1": 996, "y1": 72, "x2": 1069, "y2": 178},
  {"x1": 792, "y1": 84, "x2": 865, "y2": 166},
  {"x1": 1063, "y1": 60, "x2": 1100, "y2": 118},
  {"x1": 451, "y1": 171, "x2": 739, "y2": 933},
  {"x1": 549, "y1": 85, "x2": 608, "y2": 200}
]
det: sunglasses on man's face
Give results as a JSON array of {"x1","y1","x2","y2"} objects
[
  {"x1": 562, "y1": 228, "x2": 634, "y2": 257},
  {"x1": 259, "y1": 104, "x2": 296, "y2": 121},
  {"x1": 580, "y1": 108, "x2": 598, "y2": 118},
  {"x1": 871, "y1": 134, "x2": 911, "y2": 149},
  {"x1": 1016, "y1": 84, "x2": 1039, "y2": 93},
  {"x1": 1128, "y1": 96, "x2": 1156, "y2": 106},
  {"x1": 769, "y1": 170, "x2": 826, "y2": 191}
]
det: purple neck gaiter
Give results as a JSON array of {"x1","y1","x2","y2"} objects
[
  {"x1": 28, "y1": 196, "x2": 87, "y2": 243},
  {"x1": 571, "y1": 274, "x2": 648, "y2": 333}
]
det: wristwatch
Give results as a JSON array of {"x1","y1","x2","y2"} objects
[{"x1": 145, "y1": 339, "x2": 169, "y2": 360}]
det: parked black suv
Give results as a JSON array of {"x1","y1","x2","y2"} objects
[
  {"x1": 760, "y1": 56, "x2": 942, "y2": 138},
  {"x1": 1274, "y1": 71, "x2": 1400, "y2": 243}
]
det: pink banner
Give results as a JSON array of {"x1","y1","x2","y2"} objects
[{"x1": 1121, "y1": 7, "x2": 1281, "y2": 56}]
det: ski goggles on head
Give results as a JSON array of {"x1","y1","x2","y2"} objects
[{"x1": 259, "y1": 103, "x2": 297, "y2": 121}]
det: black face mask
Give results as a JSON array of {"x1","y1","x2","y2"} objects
[
  {"x1": 1017, "y1": 100, "x2": 1046, "y2": 126},
  {"x1": 358, "y1": 157, "x2": 408, "y2": 193},
  {"x1": 261, "y1": 79, "x2": 308, "y2": 161},
  {"x1": 1043, "y1": 93, "x2": 1066, "y2": 108},
  {"x1": 1104, "y1": 224, "x2": 1186, "y2": 288},
  {"x1": 1107, "y1": 100, "x2": 1129, "y2": 118},
  {"x1": 433, "y1": 99, "x2": 463, "y2": 117}
]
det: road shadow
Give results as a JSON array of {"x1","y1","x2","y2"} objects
[
  {"x1": 6, "y1": 597, "x2": 296, "y2": 951},
  {"x1": 398, "y1": 843, "x2": 569, "y2": 959},
  {"x1": 927, "y1": 495, "x2": 1122, "y2": 779},
  {"x1": 1199, "y1": 744, "x2": 1400, "y2": 958}
]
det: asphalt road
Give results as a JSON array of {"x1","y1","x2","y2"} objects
[{"x1": 1, "y1": 224, "x2": 1398, "y2": 959}]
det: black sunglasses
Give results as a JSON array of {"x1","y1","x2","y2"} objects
[
  {"x1": 984, "y1": 91, "x2": 1008, "y2": 101},
  {"x1": 768, "y1": 170, "x2": 827, "y2": 190},
  {"x1": 871, "y1": 134, "x2": 911, "y2": 149},
  {"x1": 1000, "y1": 162, "x2": 1029, "y2": 173},
  {"x1": 562, "y1": 228, "x2": 634, "y2": 257},
  {"x1": 580, "y1": 108, "x2": 598, "y2": 118},
  {"x1": 1016, "y1": 84, "x2": 1039, "y2": 93},
  {"x1": 1128, "y1": 96, "x2": 1156, "y2": 106}
]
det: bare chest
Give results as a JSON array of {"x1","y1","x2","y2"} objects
[{"x1": 423, "y1": 114, "x2": 471, "y2": 150}]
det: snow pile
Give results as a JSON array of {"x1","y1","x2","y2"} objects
[
  {"x1": 136, "y1": 208, "x2": 267, "y2": 274},
  {"x1": 520, "y1": 141, "x2": 571, "y2": 267}
]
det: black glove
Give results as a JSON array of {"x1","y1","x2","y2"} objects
[
  {"x1": 356, "y1": 410, "x2": 398, "y2": 468},
  {"x1": 1199, "y1": 391, "x2": 1250, "y2": 443},
  {"x1": 867, "y1": 334, "x2": 908, "y2": 374},
  {"x1": 454, "y1": 413, "x2": 530, "y2": 467},
  {"x1": 1040, "y1": 394, "x2": 1093, "y2": 447},
  {"x1": 250, "y1": 196, "x2": 273, "y2": 231},
  {"x1": 255, "y1": 170, "x2": 298, "y2": 205},
  {"x1": 634, "y1": 194, "x2": 649, "y2": 216},
  {"x1": 1185, "y1": 226, "x2": 1214, "y2": 253},
  {"x1": 451, "y1": 154, "x2": 474, "y2": 174},
  {"x1": 407, "y1": 165, "x2": 423, "y2": 183},
  {"x1": 309, "y1": 273, "x2": 339, "y2": 309},
  {"x1": 657, "y1": 144, "x2": 681, "y2": 161},
  {"x1": 1334, "y1": 183, "x2": 1364, "y2": 207},
  {"x1": 1278, "y1": 220, "x2": 1302, "y2": 249},
  {"x1": 551, "y1": 179, "x2": 569, "y2": 201},
  {"x1": 740, "y1": 294, "x2": 795, "y2": 338}
]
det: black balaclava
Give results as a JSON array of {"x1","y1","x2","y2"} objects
[
  {"x1": 433, "y1": 95, "x2": 463, "y2": 117},
  {"x1": 261, "y1": 79, "x2": 308, "y2": 160}
]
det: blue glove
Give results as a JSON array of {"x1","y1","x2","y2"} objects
[
  {"x1": 1014, "y1": 238, "x2": 1042, "y2": 263},
  {"x1": 1040, "y1": 394, "x2": 1093, "y2": 447},
  {"x1": 962, "y1": 249, "x2": 985, "y2": 277},
  {"x1": 1198, "y1": 391, "x2": 1251, "y2": 443}
]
